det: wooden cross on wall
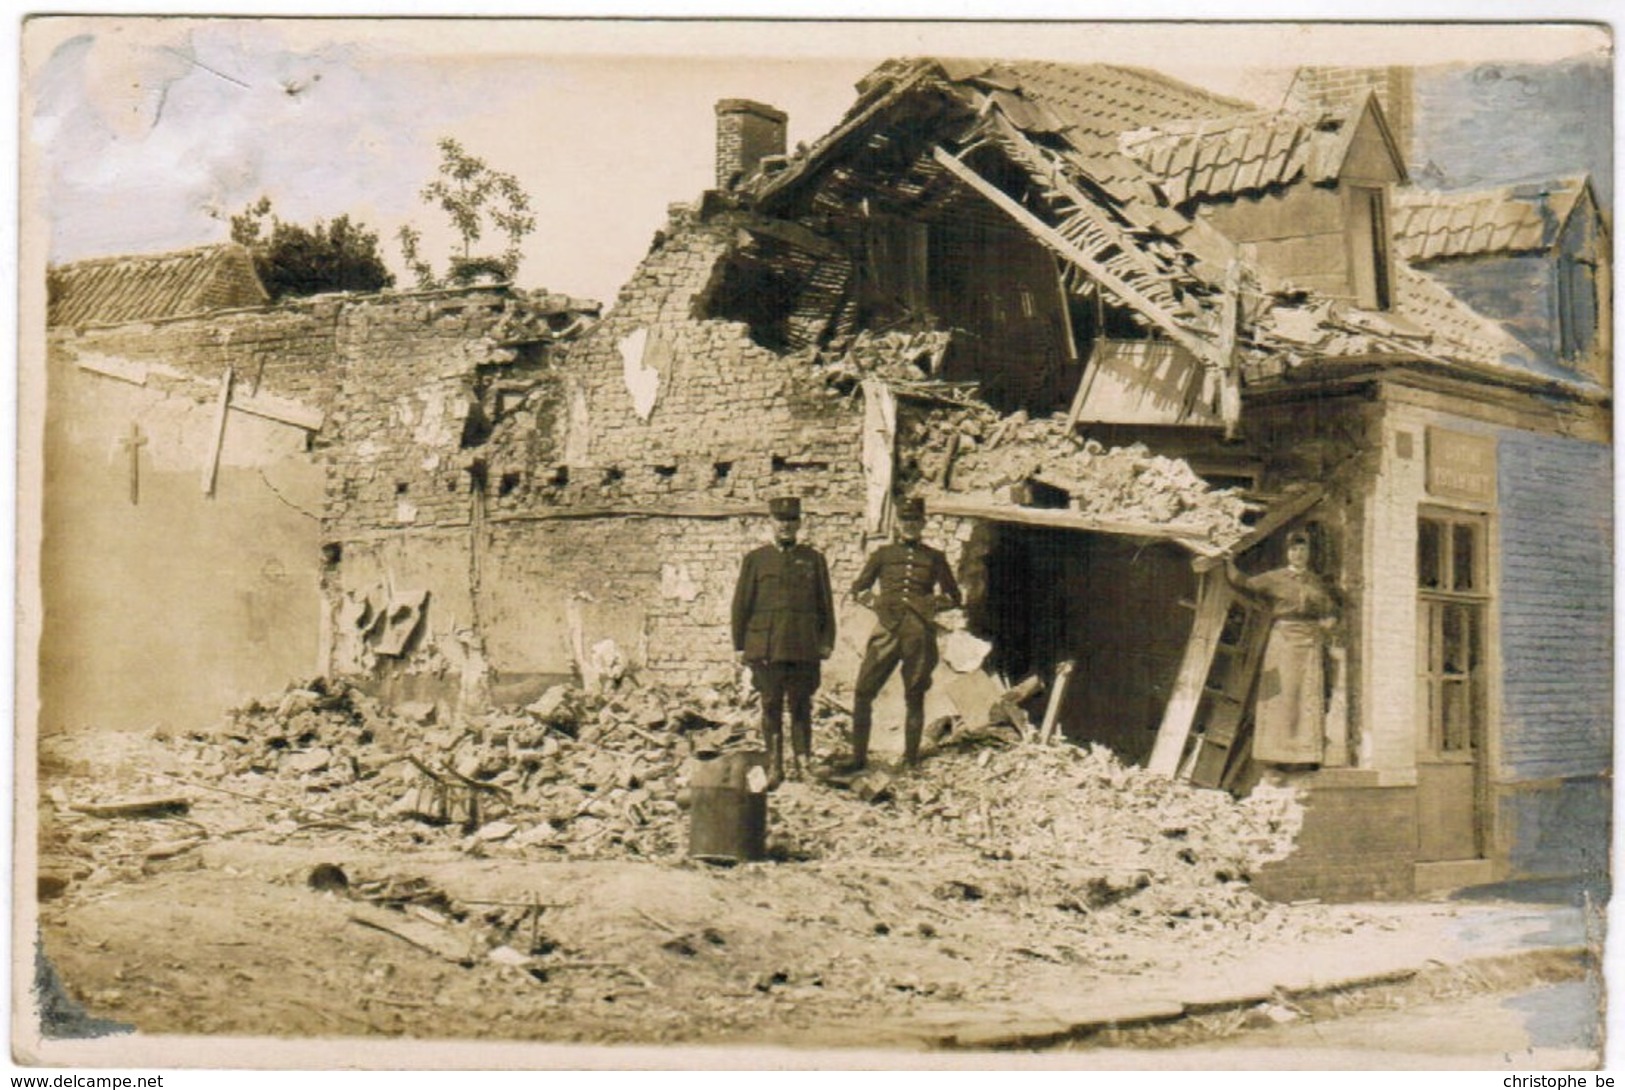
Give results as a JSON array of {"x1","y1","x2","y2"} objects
[{"x1": 118, "y1": 421, "x2": 147, "y2": 505}]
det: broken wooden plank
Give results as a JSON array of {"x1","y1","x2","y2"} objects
[
  {"x1": 938, "y1": 430, "x2": 962, "y2": 489},
  {"x1": 201, "y1": 365, "x2": 234, "y2": 497},
  {"x1": 1224, "y1": 485, "x2": 1326, "y2": 559},
  {"x1": 486, "y1": 500, "x2": 868, "y2": 525},
  {"x1": 862, "y1": 379, "x2": 898, "y2": 535},
  {"x1": 229, "y1": 388, "x2": 325, "y2": 432},
  {"x1": 717, "y1": 211, "x2": 845, "y2": 259},
  {"x1": 928, "y1": 496, "x2": 1215, "y2": 543},
  {"x1": 349, "y1": 905, "x2": 473, "y2": 965},
  {"x1": 1146, "y1": 570, "x2": 1232, "y2": 777},
  {"x1": 70, "y1": 796, "x2": 191, "y2": 819},
  {"x1": 76, "y1": 354, "x2": 149, "y2": 386},
  {"x1": 932, "y1": 145, "x2": 1218, "y2": 367}
]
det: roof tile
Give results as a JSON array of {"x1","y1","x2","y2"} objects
[
  {"x1": 48, "y1": 244, "x2": 269, "y2": 327},
  {"x1": 1393, "y1": 176, "x2": 1589, "y2": 261}
]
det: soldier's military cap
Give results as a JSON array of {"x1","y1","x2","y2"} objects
[
  {"x1": 896, "y1": 496, "x2": 926, "y2": 521},
  {"x1": 768, "y1": 496, "x2": 802, "y2": 520}
]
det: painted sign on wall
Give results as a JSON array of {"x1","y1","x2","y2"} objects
[{"x1": 1427, "y1": 426, "x2": 1498, "y2": 503}]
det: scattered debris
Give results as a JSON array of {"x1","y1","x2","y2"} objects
[{"x1": 70, "y1": 796, "x2": 192, "y2": 820}]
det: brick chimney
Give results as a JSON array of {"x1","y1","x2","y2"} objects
[
  {"x1": 714, "y1": 99, "x2": 787, "y2": 190},
  {"x1": 1288, "y1": 66, "x2": 1415, "y2": 169}
]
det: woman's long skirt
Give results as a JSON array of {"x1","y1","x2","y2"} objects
[{"x1": 1253, "y1": 619, "x2": 1325, "y2": 765}]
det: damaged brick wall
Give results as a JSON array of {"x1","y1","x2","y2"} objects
[
  {"x1": 324, "y1": 287, "x2": 560, "y2": 534},
  {"x1": 538, "y1": 215, "x2": 864, "y2": 504},
  {"x1": 51, "y1": 299, "x2": 343, "y2": 413},
  {"x1": 402, "y1": 212, "x2": 880, "y2": 695}
]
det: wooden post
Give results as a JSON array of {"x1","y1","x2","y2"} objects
[
  {"x1": 201, "y1": 366, "x2": 234, "y2": 497},
  {"x1": 118, "y1": 422, "x2": 147, "y2": 505},
  {"x1": 1065, "y1": 339, "x2": 1107, "y2": 432},
  {"x1": 1037, "y1": 660, "x2": 1076, "y2": 745},
  {"x1": 1217, "y1": 260, "x2": 1242, "y2": 439}
]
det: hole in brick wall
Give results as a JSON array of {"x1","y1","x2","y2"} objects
[
  {"x1": 321, "y1": 542, "x2": 343, "y2": 567},
  {"x1": 771, "y1": 455, "x2": 830, "y2": 473},
  {"x1": 713, "y1": 461, "x2": 733, "y2": 481},
  {"x1": 603, "y1": 467, "x2": 624, "y2": 485},
  {"x1": 460, "y1": 403, "x2": 493, "y2": 448},
  {"x1": 468, "y1": 460, "x2": 489, "y2": 493},
  {"x1": 551, "y1": 466, "x2": 570, "y2": 487},
  {"x1": 499, "y1": 471, "x2": 522, "y2": 496},
  {"x1": 653, "y1": 465, "x2": 678, "y2": 480},
  {"x1": 447, "y1": 478, "x2": 459, "y2": 493},
  {"x1": 395, "y1": 482, "x2": 410, "y2": 495}
]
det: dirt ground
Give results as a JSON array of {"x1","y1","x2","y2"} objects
[{"x1": 27, "y1": 703, "x2": 1402, "y2": 1056}]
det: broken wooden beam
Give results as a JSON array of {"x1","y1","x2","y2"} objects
[
  {"x1": 927, "y1": 496, "x2": 1219, "y2": 545},
  {"x1": 1214, "y1": 485, "x2": 1326, "y2": 562},
  {"x1": 201, "y1": 365, "x2": 234, "y2": 497},
  {"x1": 931, "y1": 145, "x2": 1218, "y2": 368},
  {"x1": 1216, "y1": 260, "x2": 1243, "y2": 439}
]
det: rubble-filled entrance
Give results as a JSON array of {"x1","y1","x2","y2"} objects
[{"x1": 969, "y1": 522, "x2": 1196, "y2": 766}]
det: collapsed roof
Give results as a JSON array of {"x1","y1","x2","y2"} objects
[{"x1": 745, "y1": 57, "x2": 1579, "y2": 403}]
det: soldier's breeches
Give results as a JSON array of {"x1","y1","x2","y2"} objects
[
  {"x1": 749, "y1": 660, "x2": 818, "y2": 751},
  {"x1": 850, "y1": 619, "x2": 935, "y2": 762}
]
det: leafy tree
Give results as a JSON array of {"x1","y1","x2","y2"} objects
[
  {"x1": 230, "y1": 197, "x2": 395, "y2": 300},
  {"x1": 397, "y1": 137, "x2": 536, "y2": 287}
]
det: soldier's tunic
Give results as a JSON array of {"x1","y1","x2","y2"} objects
[
  {"x1": 731, "y1": 542, "x2": 835, "y2": 763},
  {"x1": 731, "y1": 542, "x2": 835, "y2": 664},
  {"x1": 850, "y1": 541, "x2": 962, "y2": 698}
]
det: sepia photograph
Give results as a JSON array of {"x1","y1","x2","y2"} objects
[{"x1": 13, "y1": 12, "x2": 1615, "y2": 1071}]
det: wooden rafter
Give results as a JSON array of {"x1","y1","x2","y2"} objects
[
  {"x1": 932, "y1": 145, "x2": 1220, "y2": 368},
  {"x1": 983, "y1": 113, "x2": 1189, "y2": 315}
]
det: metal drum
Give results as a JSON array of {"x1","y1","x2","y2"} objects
[{"x1": 686, "y1": 749, "x2": 769, "y2": 863}]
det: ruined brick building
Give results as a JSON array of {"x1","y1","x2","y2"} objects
[{"x1": 39, "y1": 58, "x2": 1611, "y2": 901}]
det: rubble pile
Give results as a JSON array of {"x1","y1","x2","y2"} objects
[
  {"x1": 167, "y1": 677, "x2": 823, "y2": 860},
  {"x1": 816, "y1": 329, "x2": 956, "y2": 389},
  {"x1": 910, "y1": 407, "x2": 1252, "y2": 545},
  {"x1": 141, "y1": 676, "x2": 1310, "y2": 941},
  {"x1": 771, "y1": 738, "x2": 1306, "y2": 940}
]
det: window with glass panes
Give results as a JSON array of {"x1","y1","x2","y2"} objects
[{"x1": 1417, "y1": 512, "x2": 1488, "y2": 754}]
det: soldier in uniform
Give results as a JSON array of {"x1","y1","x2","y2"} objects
[
  {"x1": 730, "y1": 496, "x2": 836, "y2": 788},
  {"x1": 841, "y1": 496, "x2": 962, "y2": 772}
]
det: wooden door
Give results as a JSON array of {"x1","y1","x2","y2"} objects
[{"x1": 1416, "y1": 512, "x2": 1489, "y2": 861}]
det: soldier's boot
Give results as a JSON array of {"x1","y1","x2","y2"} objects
[
  {"x1": 836, "y1": 697, "x2": 873, "y2": 774},
  {"x1": 787, "y1": 718, "x2": 811, "y2": 781},
  {"x1": 901, "y1": 697, "x2": 925, "y2": 768},
  {"x1": 763, "y1": 724, "x2": 785, "y2": 790}
]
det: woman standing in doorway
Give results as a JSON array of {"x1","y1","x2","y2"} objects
[{"x1": 1223, "y1": 530, "x2": 1338, "y2": 770}]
